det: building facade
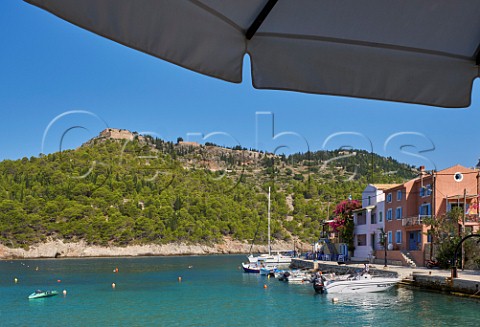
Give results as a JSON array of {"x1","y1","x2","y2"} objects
[
  {"x1": 352, "y1": 184, "x2": 399, "y2": 261},
  {"x1": 379, "y1": 165, "x2": 480, "y2": 266}
]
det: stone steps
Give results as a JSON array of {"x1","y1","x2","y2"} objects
[{"x1": 400, "y1": 251, "x2": 417, "y2": 268}]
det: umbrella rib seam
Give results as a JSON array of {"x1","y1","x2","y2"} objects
[
  {"x1": 255, "y1": 32, "x2": 472, "y2": 62},
  {"x1": 475, "y1": 42, "x2": 480, "y2": 65},
  {"x1": 246, "y1": 0, "x2": 278, "y2": 40},
  {"x1": 189, "y1": 0, "x2": 244, "y2": 33}
]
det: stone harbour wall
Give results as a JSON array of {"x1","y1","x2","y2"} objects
[{"x1": 412, "y1": 272, "x2": 480, "y2": 295}]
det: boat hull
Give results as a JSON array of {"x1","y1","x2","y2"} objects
[
  {"x1": 242, "y1": 263, "x2": 261, "y2": 273},
  {"x1": 243, "y1": 262, "x2": 278, "y2": 274},
  {"x1": 247, "y1": 254, "x2": 292, "y2": 265},
  {"x1": 28, "y1": 290, "x2": 59, "y2": 299},
  {"x1": 260, "y1": 267, "x2": 276, "y2": 276},
  {"x1": 277, "y1": 270, "x2": 311, "y2": 284},
  {"x1": 324, "y1": 278, "x2": 400, "y2": 294}
]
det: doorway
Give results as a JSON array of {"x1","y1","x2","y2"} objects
[{"x1": 408, "y1": 231, "x2": 421, "y2": 251}]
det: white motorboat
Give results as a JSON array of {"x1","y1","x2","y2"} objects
[
  {"x1": 278, "y1": 270, "x2": 311, "y2": 284},
  {"x1": 322, "y1": 273, "x2": 400, "y2": 294},
  {"x1": 28, "y1": 290, "x2": 59, "y2": 299}
]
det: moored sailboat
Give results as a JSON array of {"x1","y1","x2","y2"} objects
[{"x1": 244, "y1": 187, "x2": 293, "y2": 269}]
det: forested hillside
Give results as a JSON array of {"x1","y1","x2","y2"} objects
[{"x1": 0, "y1": 130, "x2": 417, "y2": 249}]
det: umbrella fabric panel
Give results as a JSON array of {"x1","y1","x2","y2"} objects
[
  {"x1": 248, "y1": 35, "x2": 478, "y2": 108},
  {"x1": 25, "y1": 0, "x2": 247, "y2": 82},
  {"x1": 24, "y1": 0, "x2": 480, "y2": 108},
  {"x1": 258, "y1": 0, "x2": 480, "y2": 58}
]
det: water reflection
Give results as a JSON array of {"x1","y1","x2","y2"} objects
[
  {"x1": 1, "y1": 256, "x2": 479, "y2": 327},
  {"x1": 330, "y1": 289, "x2": 401, "y2": 309}
]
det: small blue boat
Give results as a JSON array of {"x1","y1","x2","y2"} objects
[
  {"x1": 241, "y1": 262, "x2": 261, "y2": 273},
  {"x1": 28, "y1": 290, "x2": 59, "y2": 299},
  {"x1": 242, "y1": 261, "x2": 277, "y2": 274}
]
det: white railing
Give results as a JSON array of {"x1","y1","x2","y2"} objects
[{"x1": 402, "y1": 215, "x2": 431, "y2": 226}]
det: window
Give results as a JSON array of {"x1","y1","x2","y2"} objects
[
  {"x1": 449, "y1": 203, "x2": 464, "y2": 212},
  {"x1": 379, "y1": 211, "x2": 383, "y2": 222},
  {"x1": 386, "y1": 193, "x2": 392, "y2": 203},
  {"x1": 395, "y1": 207, "x2": 402, "y2": 220},
  {"x1": 387, "y1": 209, "x2": 392, "y2": 221},
  {"x1": 395, "y1": 230, "x2": 402, "y2": 244},
  {"x1": 426, "y1": 184, "x2": 432, "y2": 196},
  {"x1": 397, "y1": 190, "x2": 402, "y2": 201},
  {"x1": 371, "y1": 212, "x2": 376, "y2": 224},
  {"x1": 421, "y1": 184, "x2": 432, "y2": 197},
  {"x1": 388, "y1": 231, "x2": 393, "y2": 244},
  {"x1": 419, "y1": 203, "x2": 431, "y2": 216},
  {"x1": 357, "y1": 234, "x2": 367, "y2": 246},
  {"x1": 357, "y1": 212, "x2": 366, "y2": 225},
  {"x1": 368, "y1": 196, "x2": 371, "y2": 205}
]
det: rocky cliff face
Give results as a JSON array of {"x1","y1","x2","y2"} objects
[{"x1": 0, "y1": 239, "x2": 308, "y2": 259}]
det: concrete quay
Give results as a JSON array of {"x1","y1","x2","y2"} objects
[{"x1": 291, "y1": 258, "x2": 480, "y2": 298}]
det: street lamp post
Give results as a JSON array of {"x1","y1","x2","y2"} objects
[
  {"x1": 451, "y1": 234, "x2": 480, "y2": 278},
  {"x1": 312, "y1": 241, "x2": 315, "y2": 261},
  {"x1": 384, "y1": 241, "x2": 387, "y2": 267},
  {"x1": 380, "y1": 229, "x2": 387, "y2": 268},
  {"x1": 293, "y1": 238, "x2": 297, "y2": 258}
]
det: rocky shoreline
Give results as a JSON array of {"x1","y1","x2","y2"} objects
[{"x1": 0, "y1": 239, "x2": 307, "y2": 259}]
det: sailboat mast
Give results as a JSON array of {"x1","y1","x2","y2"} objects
[{"x1": 268, "y1": 186, "x2": 271, "y2": 256}]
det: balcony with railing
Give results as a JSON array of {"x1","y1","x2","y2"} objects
[
  {"x1": 401, "y1": 214, "x2": 479, "y2": 227},
  {"x1": 464, "y1": 214, "x2": 480, "y2": 224},
  {"x1": 402, "y1": 215, "x2": 431, "y2": 227}
]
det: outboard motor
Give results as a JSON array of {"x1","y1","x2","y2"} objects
[
  {"x1": 313, "y1": 276, "x2": 325, "y2": 294},
  {"x1": 279, "y1": 271, "x2": 290, "y2": 282}
]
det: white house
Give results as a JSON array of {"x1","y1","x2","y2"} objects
[{"x1": 352, "y1": 184, "x2": 399, "y2": 261}]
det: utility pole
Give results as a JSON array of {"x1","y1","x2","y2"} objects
[
  {"x1": 384, "y1": 239, "x2": 387, "y2": 267},
  {"x1": 267, "y1": 186, "x2": 271, "y2": 256},
  {"x1": 477, "y1": 172, "x2": 480, "y2": 220},
  {"x1": 370, "y1": 151, "x2": 374, "y2": 184},
  {"x1": 430, "y1": 171, "x2": 436, "y2": 260},
  {"x1": 462, "y1": 188, "x2": 466, "y2": 270},
  {"x1": 327, "y1": 201, "x2": 330, "y2": 220}
]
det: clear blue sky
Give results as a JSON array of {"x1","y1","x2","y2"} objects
[{"x1": 2, "y1": 0, "x2": 480, "y2": 172}]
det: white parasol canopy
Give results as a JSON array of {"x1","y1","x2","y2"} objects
[{"x1": 24, "y1": 0, "x2": 480, "y2": 108}]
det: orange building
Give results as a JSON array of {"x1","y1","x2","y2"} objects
[{"x1": 380, "y1": 164, "x2": 480, "y2": 267}]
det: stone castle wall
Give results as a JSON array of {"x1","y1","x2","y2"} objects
[{"x1": 99, "y1": 128, "x2": 145, "y2": 142}]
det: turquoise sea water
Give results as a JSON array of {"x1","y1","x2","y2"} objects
[{"x1": 0, "y1": 255, "x2": 478, "y2": 326}]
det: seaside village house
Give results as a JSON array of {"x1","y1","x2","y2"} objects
[
  {"x1": 352, "y1": 165, "x2": 480, "y2": 267},
  {"x1": 314, "y1": 222, "x2": 348, "y2": 262},
  {"x1": 352, "y1": 184, "x2": 398, "y2": 262}
]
